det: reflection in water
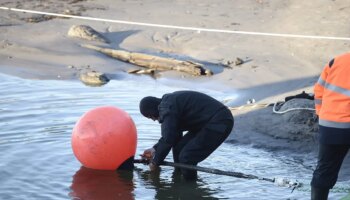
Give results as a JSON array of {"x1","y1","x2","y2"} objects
[
  {"x1": 136, "y1": 168, "x2": 218, "y2": 200},
  {"x1": 69, "y1": 166, "x2": 218, "y2": 200},
  {"x1": 69, "y1": 167, "x2": 135, "y2": 200}
]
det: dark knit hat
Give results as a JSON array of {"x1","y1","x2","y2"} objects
[{"x1": 139, "y1": 96, "x2": 161, "y2": 118}]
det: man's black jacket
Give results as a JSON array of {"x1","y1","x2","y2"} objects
[{"x1": 152, "y1": 91, "x2": 230, "y2": 165}]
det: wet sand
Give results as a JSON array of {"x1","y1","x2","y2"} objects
[{"x1": 1, "y1": 0, "x2": 349, "y2": 96}]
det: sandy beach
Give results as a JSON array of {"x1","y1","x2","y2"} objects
[
  {"x1": 1, "y1": 0, "x2": 349, "y2": 98},
  {"x1": 0, "y1": 0, "x2": 349, "y2": 198}
]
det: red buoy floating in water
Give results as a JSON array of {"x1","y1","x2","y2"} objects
[{"x1": 72, "y1": 106, "x2": 137, "y2": 170}]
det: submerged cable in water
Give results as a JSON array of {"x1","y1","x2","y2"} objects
[
  {"x1": 134, "y1": 159, "x2": 302, "y2": 189},
  {"x1": 135, "y1": 159, "x2": 350, "y2": 193}
]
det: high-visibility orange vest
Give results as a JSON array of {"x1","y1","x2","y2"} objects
[{"x1": 314, "y1": 52, "x2": 350, "y2": 128}]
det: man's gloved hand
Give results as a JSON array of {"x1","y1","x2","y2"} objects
[
  {"x1": 141, "y1": 147, "x2": 156, "y2": 160},
  {"x1": 140, "y1": 147, "x2": 159, "y2": 171}
]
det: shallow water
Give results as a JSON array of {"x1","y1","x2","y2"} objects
[{"x1": 0, "y1": 73, "x2": 348, "y2": 200}]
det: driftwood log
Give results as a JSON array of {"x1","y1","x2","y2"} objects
[{"x1": 82, "y1": 44, "x2": 213, "y2": 76}]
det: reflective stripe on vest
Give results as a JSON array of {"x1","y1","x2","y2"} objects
[
  {"x1": 319, "y1": 119, "x2": 350, "y2": 129},
  {"x1": 317, "y1": 77, "x2": 350, "y2": 98}
]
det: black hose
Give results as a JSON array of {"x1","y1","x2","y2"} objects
[{"x1": 134, "y1": 159, "x2": 275, "y2": 183}]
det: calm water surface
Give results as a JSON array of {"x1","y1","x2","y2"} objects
[{"x1": 0, "y1": 73, "x2": 348, "y2": 200}]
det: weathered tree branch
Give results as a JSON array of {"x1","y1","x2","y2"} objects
[{"x1": 82, "y1": 44, "x2": 213, "y2": 76}]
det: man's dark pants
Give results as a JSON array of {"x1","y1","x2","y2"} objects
[
  {"x1": 311, "y1": 143, "x2": 349, "y2": 189},
  {"x1": 172, "y1": 108, "x2": 234, "y2": 180}
]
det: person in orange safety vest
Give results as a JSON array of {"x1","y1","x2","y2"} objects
[{"x1": 311, "y1": 52, "x2": 350, "y2": 200}]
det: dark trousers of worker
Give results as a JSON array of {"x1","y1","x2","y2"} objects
[
  {"x1": 172, "y1": 108, "x2": 234, "y2": 180},
  {"x1": 311, "y1": 144, "x2": 349, "y2": 189}
]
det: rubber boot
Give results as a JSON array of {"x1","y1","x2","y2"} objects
[
  {"x1": 181, "y1": 168, "x2": 197, "y2": 181},
  {"x1": 311, "y1": 186, "x2": 329, "y2": 200}
]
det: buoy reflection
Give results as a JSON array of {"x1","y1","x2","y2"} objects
[{"x1": 69, "y1": 166, "x2": 135, "y2": 200}]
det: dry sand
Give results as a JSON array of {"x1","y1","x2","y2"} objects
[
  {"x1": 0, "y1": 0, "x2": 349, "y2": 177},
  {"x1": 1, "y1": 0, "x2": 349, "y2": 99}
]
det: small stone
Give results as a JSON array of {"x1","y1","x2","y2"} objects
[
  {"x1": 235, "y1": 57, "x2": 244, "y2": 65},
  {"x1": 79, "y1": 70, "x2": 110, "y2": 86},
  {"x1": 246, "y1": 99, "x2": 256, "y2": 104},
  {"x1": 67, "y1": 25, "x2": 109, "y2": 43},
  {"x1": 205, "y1": 69, "x2": 213, "y2": 76},
  {"x1": 227, "y1": 60, "x2": 234, "y2": 65}
]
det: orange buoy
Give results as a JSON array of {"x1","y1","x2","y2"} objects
[{"x1": 72, "y1": 106, "x2": 137, "y2": 170}]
